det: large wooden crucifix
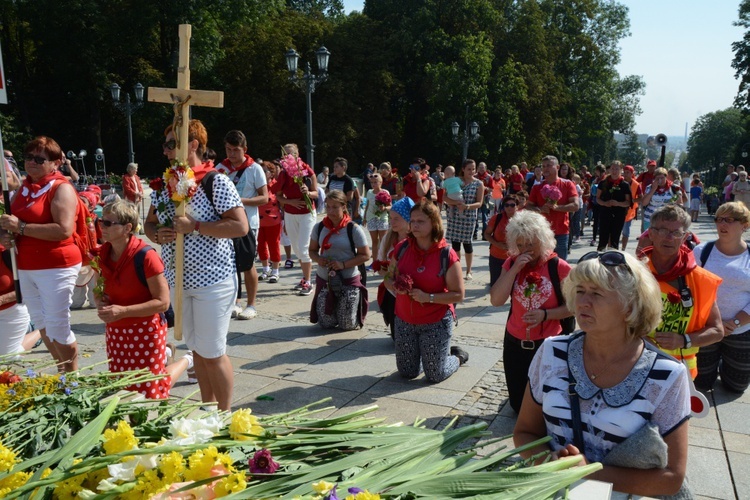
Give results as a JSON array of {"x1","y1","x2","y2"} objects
[{"x1": 148, "y1": 24, "x2": 224, "y2": 340}]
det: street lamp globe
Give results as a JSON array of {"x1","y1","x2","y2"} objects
[
  {"x1": 134, "y1": 83, "x2": 145, "y2": 102},
  {"x1": 110, "y1": 83, "x2": 121, "y2": 102},
  {"x1": 743, "y1": 151, "x2": 748, "y2": 158},
  {"x1": 285, "y1": 49, "x2": 300, "y2": 75},
  {"x1": 451, "y1": 122, "x2": 460, "y2": 137},
  {"x1": 316, "y1": 46, "x2": 330, "y2": 73},
  {"x1": 469, "y1": 121, "x2": 479, "y2": 137}
]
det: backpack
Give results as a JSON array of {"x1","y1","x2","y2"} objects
[
  {"x1": 133, "y1": 245, "x2": 174, "y2": 328},
  {"x1": 316, "y1": 221, "x2": 368, "y2": 285},
  {"x1": 51, "y1": 182, "x2": 97, "y2": 266},
  {"x1": 699, "y1": 241, "x2": 750, "y2": 267}
]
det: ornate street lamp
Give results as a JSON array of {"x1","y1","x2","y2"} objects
[
  {"x1": 285, "y1": 46, "x2": 330, "y2": 171},
  {"x1": 451, "y1": 105, "x2": 480, "y2": 160},
  {"x1": 110, "y1": 83, "x2": 144, "y2": 164}
]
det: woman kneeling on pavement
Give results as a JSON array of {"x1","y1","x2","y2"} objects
[
  {"x1": 96, "y1": 200, "x2": 191, "y2": 398},
  {"x1": 514, "y1": 250, "x2": 692, "y2": 498},
  {"x1": 384, "y1": 199, "x2": 467, "y2": 382},
  {"x1": 490, "y1": 210, "x2": 573, "y2": 413},
  {"x1": 309, "y1": 190, "x2": 370, "y2": 330}
]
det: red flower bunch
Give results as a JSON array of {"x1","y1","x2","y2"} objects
[
  {"x1": 0, "y1": 371, "x2": 21, "y2": 384},
  {"x1": 249, "y1": 448, "x2": 279, "y2": 475},
  {"x1": 667, "y1": 291, "x2": 681, "y2": 304},
  {"x1": 149, "y1": 177, "x2": 165, "y2": 192},
  {"x1": 541, "y1": 184, "x2": 563, "y2": 204},
  {"x1": 371, "y1": 260, "x2": 389, "y2": 273},
  {"x1": 523, "y1": 272, "x2": 543, "y2": 298},
  {"x1": 375, "y1": 190, "x2": 392, "y2": 206},
  {"x1": 393, "y1": 273, "x2": 414, "y2": 294}
]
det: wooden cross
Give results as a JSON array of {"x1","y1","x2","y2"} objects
[{"x1": 148, "y1": 24, "x2": 224, "y2": 340}]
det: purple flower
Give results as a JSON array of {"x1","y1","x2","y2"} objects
[
  {"x1": 348, "y1": 487, "x2": 364, "y2": 494},
  {"x1": 248, "y1": 448, "x2": 279, "y2": 474},
  {"x1": 328, "y1": 485, "x2": 339, "y2": 500}
]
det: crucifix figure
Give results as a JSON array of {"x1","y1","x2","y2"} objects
[{"x1": 148, "y1": 24, "x2": 224, "y2": 340}]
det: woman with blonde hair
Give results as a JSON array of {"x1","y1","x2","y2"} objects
[
  {"x1": 514, "y1": 250, "x2": 692, "y2": 498},
  {"x1": 490, "y1": 210, "x2": 573, "y2": 412}
]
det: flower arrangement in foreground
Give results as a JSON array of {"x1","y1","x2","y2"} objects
[
  {"x1": 280, "y1": 151, "x2": 314, "y2": 214},
  {"x1": 163, "y1": 161, "x2": 197, "y2": 203},
  {"x1": 0, "y1": 358, "x2": 601, "y2": 499}
]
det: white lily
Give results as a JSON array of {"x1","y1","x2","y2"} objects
[{"x1": 165, "y1": 414, "x2": 223, "y2": 446}]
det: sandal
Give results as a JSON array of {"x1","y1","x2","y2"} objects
[{"x1": 184, "y1": 351, "x2": 198, "y2": 384}]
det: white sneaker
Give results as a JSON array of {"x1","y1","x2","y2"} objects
[
  {"x1": 237, "y1": 305, "x2": 257, "y2": 320},
  {"x1": 231, "y1": 303, "x2": 243, "y2": 318},
  {"x1": 259, "y1": 270, "x2": 269, "y2": 281},
  {"x1": 268, "y1": 272, "x2": 279, "y2": 284},
  {"x1": 184, "y1": 351, "x2": 197, "y2": 384}
]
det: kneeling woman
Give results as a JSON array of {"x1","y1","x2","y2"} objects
[
  {"x1": 385, "y1": 200, "x2": 467, "y2": 382},
  {"x1": 309, "y1": 190, "x2": 371, "y2": 330},
  {"x1": 96, "y1": 200, "x2": 191, "y2": 399}
]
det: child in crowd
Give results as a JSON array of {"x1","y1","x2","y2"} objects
[
  {"x1": 363, "y1": 173, "x2": 391, "y2": 268},
  {"x1": 442, "y1": 165, "x2": 464, "y2": 203},
  {"x1": 258, "y1": 161, "x2": 282, "y2": 283},
  {"x1": 690, "y1": 175, "x2": 703, "y2": 222}
]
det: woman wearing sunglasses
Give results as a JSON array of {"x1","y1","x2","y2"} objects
[
  {"x1": 693, "y1": 201, "x2": 750, "y2": 394},
  {"x1": 484, "y1": 194, "x2": 520, "y2": 286},
  {"x1": 514, "y1": 250, "x2": 692, "y2": 497},
  {"x1": 96, "y1": 200, "x2": 192, "y2": 398},
  {"x1": 0, "y1": 136, "x2": 81, "y2": 372},
  {"x1": 490, "y1": 210, "x2": 573, "y2": 413}
]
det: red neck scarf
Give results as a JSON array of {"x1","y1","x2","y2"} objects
[
  {"x1": 217, "y1": 154, "x2": 254, "y2": 175},
  {"x1": 99, "y1": 235, "x2": 146, "y2": 285},
  {"x1": 654, "y1": 179, "x2": 672, "y2": 195},
  {"x1": 191, "y1": 160, "x2": 215, "y2": 184},
  {"x1": 15, "y1": 170, "x2": 67, "y2": 210},
  {"x1": 320, "y1": 214, "x2": 351, "y2": 251},
  {"x1": 642, "y1": 245, "x2": 696, "y2": 282}
]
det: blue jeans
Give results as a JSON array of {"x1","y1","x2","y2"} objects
[{"x1": 555, "y1": 234, "x2": 569, "y2": 261}]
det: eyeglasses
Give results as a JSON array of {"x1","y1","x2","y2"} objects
[
  {"x1": 24, "y1": 154, "x2": 49, "y2": 165},
  {"x1": 714, "y1": 217, "x2": 739, "y2": 224},
  {"x1": 325, "y1": 204, "x2": 344, "y2": 211},
  {"x1": 504, "y1": 203, "x2": 517, "y2": 208},
  {"x1": 579, "y1": 251, "x2": 633, "y2": 274},
  {"x1": 650, "y1": 227, "x2": 686, "y2": 239},
  {"x1": 97, "y1": 219, "x2": 127, "y2": 227},
  {"x1": 162, "y1": 140, "x2": 176, "y2": 151}
]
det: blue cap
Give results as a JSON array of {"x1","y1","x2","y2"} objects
[{"x1": 391, "y1": 197, "x2": 415, "y2": 222}]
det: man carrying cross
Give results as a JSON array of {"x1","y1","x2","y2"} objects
[{"x1": 144, "y1": 120, "x2": 247, "y2": 410}]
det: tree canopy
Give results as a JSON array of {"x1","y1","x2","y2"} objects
[{"x1": 0, "y1": 0, "x2": 643, "y2": 177}]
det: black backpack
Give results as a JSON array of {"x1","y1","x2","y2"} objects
[
  {"x1": 316, "y1": 222, "x2": 368, "y2": 285},
  {"x1": 133, "y1": 245, "x2": 174, "y2": 328},
  {"x1": 699, "y1": 240, "x2": 750, "y2": 267}
]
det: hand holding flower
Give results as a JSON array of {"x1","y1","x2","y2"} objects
[{"x1": 97, "y1": 304, "x2": 127, "y2": 323}]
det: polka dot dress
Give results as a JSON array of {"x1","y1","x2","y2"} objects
[{"x1": 105, "y1": 314, "x2": 170, "y2": 399}]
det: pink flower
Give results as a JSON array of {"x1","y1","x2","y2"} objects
[
  {"x1": 249, "y1": 448, "x2": 279, "y2": 475},
  {"x1": 375, "y1": 190, "x2": 392, "y2": 205},
  {"x1": 393, "y1": 274, "x2": 414, "y2": 294},
  {"x1": 541, "y1": 184, "x2": 562, "y2": 203}
]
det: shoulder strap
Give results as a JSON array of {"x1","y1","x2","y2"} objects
[
  {"x1": 395, "y1": 239, "x2": 410, "y2": 260},
  {"x1": 438, "y1": 246, "x2": 451, "y2": 277},
  {"x1": 699, "y1": 241, "x2": 716, "y2": 267},
  {"x1": 201, "y1": 171, "x2": 219, "y2": 215},
  {"x1": 548, "y1": 257, "x2": 564, "y2": 305},
  {"x1": 347, "y1": 222, "x2": 356, "y2": 254},
  {"x1": 134, "y1": 245, "x2": 154, "y2": 288},
  {"x1": 492, "y1": 212, "x2": 504, "y2": 234}
]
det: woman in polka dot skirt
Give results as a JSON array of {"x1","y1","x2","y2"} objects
[{"x1": 96, "y1": 200, "x2": 191, "y2": 399}]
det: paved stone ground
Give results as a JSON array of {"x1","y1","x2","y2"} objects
[{"x1": 54, "y1": 209, "x2": 748, "y2": 499}]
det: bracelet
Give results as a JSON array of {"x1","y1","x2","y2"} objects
[
  {"x1": 18, "y1": 222, "x2": 26, "y2": 236},
  {"x1": 542, "y1": 309, "x2": 547, "y2": 321},
  {"x1": 194, "y1": 221, "x2": 201, "y2": 233}
]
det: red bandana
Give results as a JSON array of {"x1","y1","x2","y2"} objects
[
  {"x1": 642, "y1": 245, "x2": 696, "y2": 282},
  {"x1": 15, "y1": 170, "x2": 67, "y2": 211},
  {"x1": 321, "y1": 214, "x2": 351, "y2": 251},
  {"x1": 216, "y1": 154, "x2": 254, "y2": 175},
  {"x1": 190, "y1": 160, "x2": 215, "y2": 184}
]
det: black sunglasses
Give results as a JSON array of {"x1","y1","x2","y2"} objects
[
  {"x1": 97, "y1": 219, "x2": 127, "y2": 227},
  {"x1": 504, "y1": 203, "x2": 517, "y2": 208},
  {"x1": 162, "y1": 140, "x2": 176, "y2": 151},
  {"x1": 24, "y1": 154, "x2": 49, "y2": 165},
  {"x1": 579, "y1": 250, "x2": 633, "y2": 274}
]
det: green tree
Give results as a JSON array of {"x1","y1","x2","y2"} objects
[
  {"x1": 619, "y1": 132, "x2": 645, "y2": 167},
  {"x1": 687, "y1": 108, "x2": 743, "y2": 186},
  {"x1": 733, "y1": 0, "x2": 750, "y2": 109}
]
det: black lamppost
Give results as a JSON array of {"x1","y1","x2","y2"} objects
[
  {"x1": 451, "y1": 105, "x2": 480, "y2": 160},
  {"x1": 109, "y1": 83, "x2": 144, "y2": 164},
  {"x1": 285, "y1": 46, "x2": 330, "y2": 171}
]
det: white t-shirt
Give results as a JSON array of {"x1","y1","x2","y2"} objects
[
  {"x1": 235, "y1": 162, "x2": 267, "y2": 230},
  {"x1": 693, "y1": 242, "x2": 750, "y2": 335}
]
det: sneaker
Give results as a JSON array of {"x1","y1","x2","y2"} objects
[
  {"x1": 285, "y1": 259, "x2": 294, "y2": 269},
  {"x1": 268, "y1": 272, "x2": 279, "y2": 284},
  {"x1": 237, "y1": 305, "x2": 257, "y2": 320},
  {"x1": 259, "y1": 270, "x2": 269, "y2": 281},
  {"x1": 231, "y1": 303, "x2": 243, "y2": 318},
  {"x1": 298, "y1": 280, "x2": 313, "y2": 296},
  {"x1": 184, "y1": 351, "x2": 198, "y2": 384},
  {"x1": 165, "y1": 342, "x2": 176, "y2": 365},
  {"x1": 450, "y1": 346, "x2": 469, "y2": 365},
  {"x1": 589, "y1": 239, "x2": 596, "y2": 246},
  {"x1": 465, "y1": 272, "x2": 473, "y2": 281},
  {"x1": 294, "y1": 279, "x2": 306, "y2": 290}
]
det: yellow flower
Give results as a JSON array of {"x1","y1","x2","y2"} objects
[
  {"x1": 0, "y1": 441, "x2": 19, "y2": 472},
  {"x1": 312, "y1": 480, "x2": 335, "y2": 495},
  {"x1": 184, "y1": 446, "x2": 220, "y2": 482},
  {"x1": 228, "y1": 408, "x2": 264, "y2": 441},
  {"x1": 0, "y1": 470, "x2": 31, "y2": 497},
  {"x1": 120, "y1": 468, "x2": 167, "y2": 500},
  {"x1": 158, "y1": 451, "x2": 186, "y2": 484},
  {"x1": 213, "y1": 472, "x2": 247, "y2": 497},
  {"x1": 346, "y1": 491, "x2": 381, "y2": 500},
  {"x1": 102, "y1": 420, "x2": 138, "y2": 455}
]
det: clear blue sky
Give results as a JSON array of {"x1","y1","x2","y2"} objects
[{"x1": 342, "y1": 0, "x2": 745, "y2": 138}]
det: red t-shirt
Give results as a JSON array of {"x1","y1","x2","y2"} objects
[
  {"x1": 259, "y1": 178, "x2": 281, "y2": 228},
  {"x1": 0, "y1": 246, "x2": 15, "y2": 311},
  {"x1": 487, "y1": 213, "x2": 510, "y2": 260},
  {"x1": 502, "y1": 256, "x2": 571, "y2": 341},
  {"x1": 528, "y1": 178, "x2": 578, "y2": 235},
  {"x1": 476, "y1": 172, "x2": 494, "y2": 190},
  {"x1": 271, "y1": 164, "x2": 316, "y2": 215},
  {"x1": 637, "y1": 171, "x2": 655, "y2": 190},
  {"x1": 509, "y1": 173, "x2": 525, "y2": 193},
  {"x1": 99, "y1": 237, "x2": 164, "y2": 327},
  {"x1": 394, "y1": 238, "x2": 459, "y2": 324},
  {"x1": 402, "y1": 172, "x2": 428, "y2": 203}
]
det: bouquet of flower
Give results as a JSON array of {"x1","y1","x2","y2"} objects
[
  {"x1": 163, "y1": 160, "x2": 197, "y2": 203},
  {"x1": 280, "y1": 151, "x2": 314, "y2": 214},
  {"x1": 540, "y1": 184, "x2": 562, "y2": 205},
  {"x1": 523, "y1": 272, "x2": 543, "y2": 298},
  {"x1": 89, "y1": 254, "x2": 106, "y2": 299},
  {"x1": 149, "y1": 176, "x2": 173, "y2": 227},
  {"x1": 393, "y1": 273, "x2": 414, "y2": 294},
  {"x1": 370, "y1": 260, "x2": 389, "y2": 273},
  {"x1": 374, "y1": 190, "x2": 392, "y2": 216}
]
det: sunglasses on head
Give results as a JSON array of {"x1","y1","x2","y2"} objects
[
  {"x1": 97, "y1": 219, "x2": 126, "y2": 227},
  {"x1": 24, "y1": 154, "x2": 48, "y2": 165},
  {"x1": 162, "y1": 140, "x2": 176, "y2": 151},
  {"x1": 579, "y1": 250, "x2": 633, "y2": 274}
]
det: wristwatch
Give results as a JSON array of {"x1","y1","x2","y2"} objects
[
  {"x1": 684, "y1": 334, "x2": 692, "y2": 349},
  {"x1": 429, "y1": 293, "x2": 435, "y2": 304},
  {"x1": 734, "y1": 318, "x2": 742, "y2": 327}
]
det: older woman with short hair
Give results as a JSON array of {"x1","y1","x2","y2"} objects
[
  {"x1": 490, "y1": 210, "x2": 573, "y2": 413},
  {"x1": 514, "y1": 250, "x2": 692, "y2": 497},
  {"x1": 693, "y1": 201, "x2": 750, "y2": 394}
]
